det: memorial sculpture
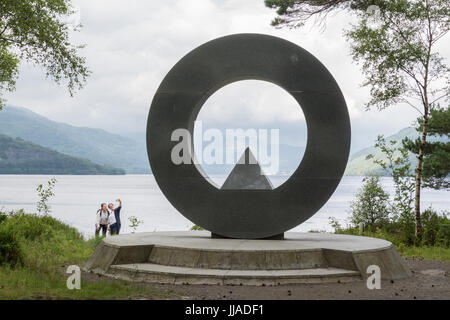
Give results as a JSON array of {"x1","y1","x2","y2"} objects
[{"x1": 146, "y1": 33, "x2": 351, "y2": 239}]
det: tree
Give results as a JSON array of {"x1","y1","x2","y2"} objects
[
  {"x1": 349, "y1": 175, "x2": 390, "y2": 228},
  {"x1": 266, "y1": 0, "x2": 450, "y2": 239},
  {"x1": 0, "y1": 0, "x2": 90, "y2": 109},
  {"x1": 368, "y1": 136, "x2": 416, "y2": 241},
  {"x1": 403, "y1": 107, "x2": 450, "y2": 189}
]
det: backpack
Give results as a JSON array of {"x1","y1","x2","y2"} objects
[{"x1": 97, "y1": 209, "x2": 110, "y2": 224}]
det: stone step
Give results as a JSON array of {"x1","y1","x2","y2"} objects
[
  {"x1": 108, "y1": 263, "x2": 361, "y2": 286},
  {"x1": 148, "y1": 245, "x2": 327, "y2": 270}
]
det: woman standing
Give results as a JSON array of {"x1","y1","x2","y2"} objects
[{"x1": 95, "y1": 203, "x2": 109, "y2": 237}]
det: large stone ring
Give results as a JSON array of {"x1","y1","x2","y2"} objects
[{"x1": 147, "y1": 33, "x2": 351, "y2": 239}]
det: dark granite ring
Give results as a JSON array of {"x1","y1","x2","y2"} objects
[{"x1": 147, "y1": 33, "x2": 350, "y2": 239}]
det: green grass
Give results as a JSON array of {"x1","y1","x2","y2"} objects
[
  {"x1": 396, "y1": 245, "x2": 450, "y2": 262},
  {"x1": 0, "y1": 210, "x2": 179, "y2": 299},
  {"x1": 0, "y1": 266, "x2": 176, "y2": 300}
]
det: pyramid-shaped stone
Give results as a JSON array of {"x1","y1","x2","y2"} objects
[{"x1": 221, "y1": 147, "x2": 273, "y2": 190}]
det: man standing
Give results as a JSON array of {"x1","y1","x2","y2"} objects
[
  {"x1": 108, "y1": 199, "x2": 122, "y2": 234},
  {"x1": 108, "y1": 207, "x2": 118, "y2": 235}
]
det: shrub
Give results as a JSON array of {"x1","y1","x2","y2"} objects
[
  {"x1": 0, "y1": 211, "x2": 7, "y2": 225},
  {"x1": 422, "y1": 209, "x2": 450, "y2": 247},
  {"x1": 0, "y1": 228, "x2": 23, "y2": 266},
  {"x1": 0, "y1": 210, "x2": 94, "y2": 271},
  {"x1": 328, "y1": 217, "x2": 343, "y2": 233},
  {"x1": 395, "y1": 208, "x2": 417, "y2": 245},
  {"x1": 333, "y1": 207, "x2": 450, "y2": 249},
  {"x1": 349, "y1": 175, "x2": 390, "y2": 230},
  {"x1": 1, "y1": 210, "x2": 54, "y2": 241},
  {"x1": 0, "y1": 210, "x2": 82, "y2": 241}
]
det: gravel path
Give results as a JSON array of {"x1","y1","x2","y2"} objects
[{"x1": 175, "y1": 259, "x2": 450, "y2": 300}]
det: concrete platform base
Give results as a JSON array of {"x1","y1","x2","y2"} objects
[{"x1": 84, "y1": 231, "x2": 411, "y2": 286}]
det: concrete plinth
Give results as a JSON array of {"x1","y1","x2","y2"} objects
[{"x1": 84, "y1": 231, "x2": 410, "y2": 286}]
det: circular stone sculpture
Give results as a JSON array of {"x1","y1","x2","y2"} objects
[{"x1": 147, "y1": 33, "x2": 351, "y2": 239}]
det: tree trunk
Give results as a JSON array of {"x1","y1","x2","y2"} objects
[{"x1": 414, "y1": 107, "x2": 429, "y2": 240}]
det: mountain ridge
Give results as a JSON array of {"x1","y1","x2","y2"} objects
[
  {"x1": 0, "y1": 106, "x2": 149, "y2": 173},
  {"x1": 0, "y1": 133, "x2": 125, "y2": 175}
]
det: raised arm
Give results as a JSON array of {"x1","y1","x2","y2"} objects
[{"x1": 116, "y1": 199, "x2": 122, "y2": 208}]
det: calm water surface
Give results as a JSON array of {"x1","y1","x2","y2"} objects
[{"x1": 0, "y1": 175, "x2": 448, "y2": 237}]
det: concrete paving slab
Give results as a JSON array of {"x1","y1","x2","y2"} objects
[{"x1": 109, "y1": 263, "x2": 360, "y2": 285}]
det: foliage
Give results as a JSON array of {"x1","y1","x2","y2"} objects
[
  {"x1": 344, "y1": 0, "x2": 449, "y2": 110},
  {"x1": 339, "y1": 135, "x2": 448, "y2": 247},
  {"x1": 0, "y1": 209, "x2": 79, "y2": 241},
  {"x1": 367, "y1": 135, "x2": 416, "y2": 243},
  {"x1": 0, "y1": 42, "x2": 19, "y2": 107},
  {"x1": 328, "y1": 216, "x2": 343, "y2": 233},
  {"x1": 36, "y1": 178, "x2": 57, "y2": 215},
  {"x1": 404, "y1": 107, "x2": 450, "y2": 190},
  {"x1": 0, "y1": 227, "x2": 23, "y2": 266},
  {"x1": 0, "y1": 211, "x2": 7, "y2": 224},
  {"x1": 421, "y1": 208, "x2": 450, "y2": 247},
  {"x1": 333, "y1": 208, "x2": 450, "y2": 249},
  {"x1": 349, "y1": 175, "x2": 390, "y2": 228},
  {"x1": 128, "y1": 216, "x2": 143, "y2": 233},
  {"x1": 334, "y1": 224, "x2": 450, "y2": 261},
  {"x1": 336, "y1": 170, "x2": 450, "y2": 247},
  {"x1": 343, "y1": 135, "x2": 437, "y2": 245},
  {"x1": 265, "y1": 0, "x2": 354, "y2": 28},
  {"x1": 0, "y1": 0, "x2": 90, "y2": 108}
]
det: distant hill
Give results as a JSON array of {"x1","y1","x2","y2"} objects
[
  {"x1": 345, "y1": 127, "x2": 447, "y2": 176},
  {"x1": 0, "y1": 134, "x2": 125, "y2": 175},
  {"x1": 0, "y1": 106, "x2": 149, "y2": 173}
]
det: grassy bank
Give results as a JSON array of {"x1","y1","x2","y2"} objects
[
  {"x1": 0, "y1": 210, "x2": 177, "y2": 299},
  {"x1": 332, "y1": 224, "x2": 450, "y2": 262},
  {"x1": 0, "y1": 266, "x2": 172, "y2": 299}
]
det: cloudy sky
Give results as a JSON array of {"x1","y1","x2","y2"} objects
[{"x1": 4, "y1": 0, "x2": 449, "y2": 153}]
